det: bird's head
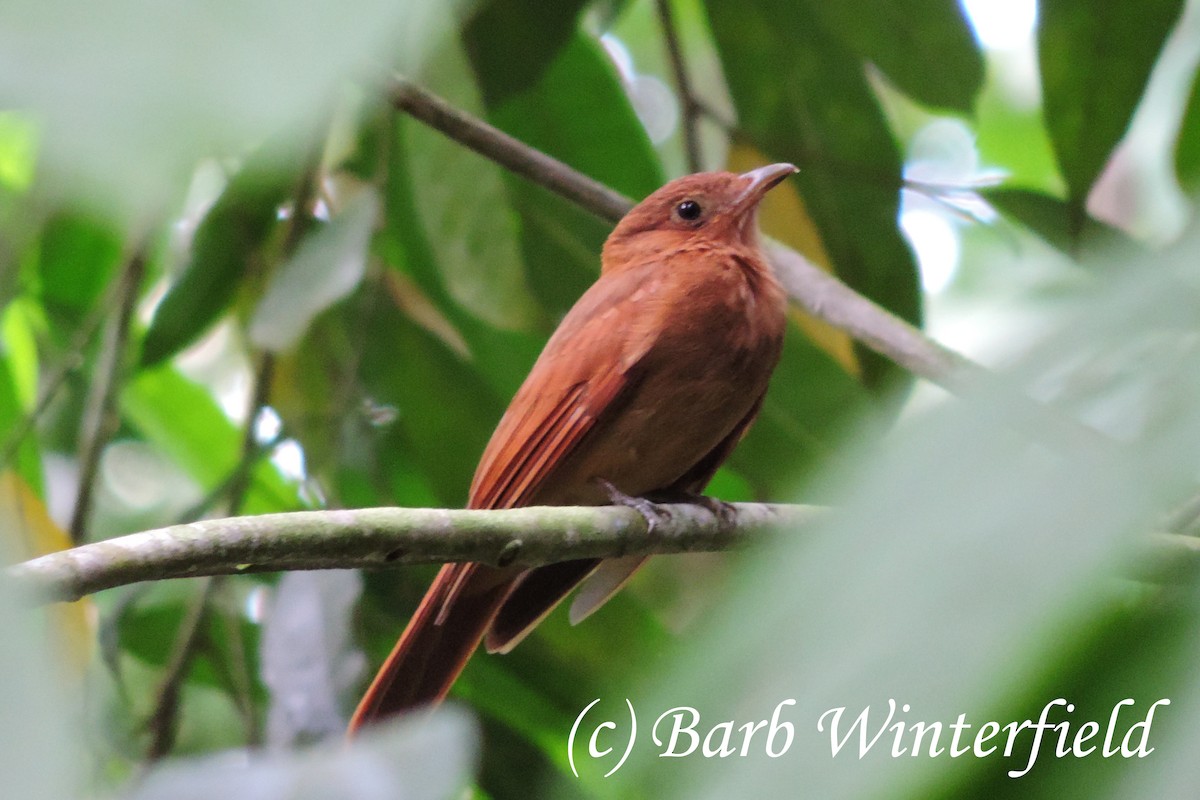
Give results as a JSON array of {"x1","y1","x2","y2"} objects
[{"x1": 601, "y1": 163, "x2": 797, "y2": 271}]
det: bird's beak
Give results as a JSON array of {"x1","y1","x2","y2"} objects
[{"x1": 733, "y1": 163, "x2": 798, "y2": 211}]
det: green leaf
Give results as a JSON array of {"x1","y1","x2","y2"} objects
[
  {"x1": 121, "y1": 365, "x2": 301, "y2": 515},
  {"x1": 481, "y1": 32, "x2": 666, "y2": 318},
  {"x1": 808, "y1": 0, "x2": 983, "y2": 112},
  {"x1": 357, "y1": 307, "x2": 505, "y2": 507},
  {"x1": 0, "y1": 299, "x2": 42, "y2": 493},
  {"x1": 35, "y1": 211, "x2": 122, "y2": 315},
  {"x1": 139, "y1": 153, "x2": 296, "y2": 367},
  {"x1": 403, "y1": 43, "x2": 541, "y2": 332},
  {"x1": 249, "y1": 188, "x2": 378, "y2": 352},
  {"x1": 730, "y1": 324, "x2": 869, "y2": 499},
  {"x1": 984, "y1": 187, "x2": 1129, "y2": 256},
  {"x1": 925, "y1": 600, "x2": 1198, "y2": 799},
  {"x1": 0, "y1": 0, "x2": 463, "y2": 221},
  {"x1": 462, "y1": 0, "x2": 592, "y2": 108},
  {"x1": 704, "y1": 0, "x2": 921, "y2": 389},
  {"x1": 1175, "y1": 67, "x2": 1200, "y2": 191},
  {"x1": 1038, "y1": 0, "x2": 1183, "y2": 230},
  {"x1": 381, "y1": 113, "x2": 546, "y2": 401},
  {"x1": 0, "y1": 111, "x2": 38, "y2": 193}
]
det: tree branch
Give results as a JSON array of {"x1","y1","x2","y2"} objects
[
  {"x1": 9, "y1": 503, "x2": 1199, "y2": 605},
  {"x1": 12, "y1": 503, "x2": 821, "y2": 603},
  {"x1": 384, "y1": 77, "x2": 1115, "y2": 452},
  {"x1": 384, "y1": 77, "x2": 974, "y2": 394}
]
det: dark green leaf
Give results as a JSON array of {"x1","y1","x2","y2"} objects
[
  {"x1": 358, "y1": 307, "x2": 505, "y2": 507},
  {"x1": 985, "y1": 187, "x2": 1129, "y2": 256},
  {"x1": 1038, "y1": 0, "x2": 1183, "y2": 231},
  {"x1": 1175, "y1": 66, "x2": 1200, "y2": 191},
  {"x1": 730, "y1": 324, "x2": 869, "y2": 499},
  {"x1": 462, "y1": 0, "x2": 592, "y2": 107},
  {"x1": 809, "y1": 0, "x2": 983, "y2": 112},
  {"x1": 704, "y1": 0, "x2": 921, "y2": 389},
  {"x1": 481, "y1": 32, "x2": 665, "y2": 319},
  {"x1": 139, "y1": 154, "x2": 297, "y2": 367},
  {"x1": 35, "y1": 212, "x2": 122, "y2": 315},
  {"x1": 117, "y1": 598, "x2": 263, "y2": 697},
  {"x1": 404, "y1": 45, "x2": 542, "y2": 332}
]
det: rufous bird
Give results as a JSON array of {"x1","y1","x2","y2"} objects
[{"x1": 349, "y1": 163, "x2": 797, "y2": 731}]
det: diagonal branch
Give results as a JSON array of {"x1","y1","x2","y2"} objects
[
  {"x1": 384, "y1": 77, "x2": 1114, "y2": 452},
  {"x1": 13, "y1": 503, "x2": 822, "y2": 603},
  {"x1": 385, "y1": 77, "x2": 975, "y2": 394}
]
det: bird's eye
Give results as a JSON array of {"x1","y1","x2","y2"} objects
[{"x1": 674, "y1": 199, "x2": 703, "y2": 223}]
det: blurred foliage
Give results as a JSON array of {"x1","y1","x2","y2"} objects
[{"x1": 2, "y1": 0, "x2": 1200, "y2": 797}]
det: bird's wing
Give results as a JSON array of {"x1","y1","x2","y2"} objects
[{"x1": 468, "y1": 276, "x2": 655, "y2": 511}]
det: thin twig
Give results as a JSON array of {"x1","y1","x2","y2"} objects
[
  {"x1": 12, "y1": 502, "x2": 821, "y2": 603},
  {"x1": 176, "y1": 431, "x2": 286, "y2": 524},
  {"x1": 0, "y1": 298, "x2": 109, "y2": 468},
  {"x1": 212, "y1": 581, "x2": 262, "y2": 747},
  {"x1": 224, "y1": 353, "x2": 277, "y2": 516},
  {"x1": 386, "y1": 78, "x2": 633, "y2": 222},
  {"x1": 655, "y1": 0, "x2": 703, "y2": 172},
  {"x1": 69, "y1": 248, "x2": 147, "y2": 543},
  {"x1": 143, "y1": 143, "x2": 324, "y2": 758},
  {"x1": 145, "y1": 576, "x2": 218, "y2": 761}
]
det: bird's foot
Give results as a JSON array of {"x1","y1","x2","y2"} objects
[
  {"x1": 654, "y1": 490, "x2": 738, "y2": 530},
  {"x1": 595, "y1": 478, "x2": 672, "y2": 533}
]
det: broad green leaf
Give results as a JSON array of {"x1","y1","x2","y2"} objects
[
  {"x1": 925, "y1": 601, "x2": 1197, "y2": 799},
  {"x1": 121, "y1": 366, "x2": 302, "y2": 515},
  {"x1": 615, "y1": 222, "x2": 1200, "y2": 799},
  {"x1": 1038, "y1": 0, "x2": 1183, "y2": 231},
  {"x1": 480, "y1": 32, "x2": 666, "y2": 318},
  {"x1": 463, "y1": 0, "x2": 593, "y2": 107},
  {"x1": 140, "y1": 153, "x2": 296, "y2": 367},
  {"x1": 357, "y1": 305, "x2": 505, "y2": 507},
  {"x1": 249, "y1": 188, "x2": 378, "y2": 352},
  {"x1": 704, "y1": 0, "x2": 921, "y2": 388},
  {"x1": 0, "y1": 300, "x2": 42, "y2": 492},
  {"x1": 0, "y1": 0, "x2": 461, "y2": 221},
  {"x1": 730, "y1": 325, "x2": 869, "y2": 499},
  {"x1": 985, "y1": 187, "x2": 1129, "y2": 256},
  {"x1": 404, "y1": 43, "x2": 541, "y2": 332},
  {"x1": 808, "y1": 0, "x2": 983, "y2": 113},
  {"x1": 35, "y1": 211, "x2": 122, "y2": 315},
  {"x1": 1175, "y1": 66, "x2": 1200, "y2": 191},
  {"x1": 0, "y1": 111, "x2": 37, "y2": 192},
  {"x1": 1, "y1": 298, "x2": 37, "y2": 409},
  {"x1": 380, "y1": 113, "x2": 545, "y2": 400}
]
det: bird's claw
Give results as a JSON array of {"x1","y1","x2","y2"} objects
[
  {"x1": 671, "y1": 491, "x2": 738, "y2": 530},
  {"x1": 596, "y1": 478, "x2": 672, "y2": 533}
]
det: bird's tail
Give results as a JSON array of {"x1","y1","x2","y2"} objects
[{"x1": 347, "y1": 563, "x2": 514, "y2": 733}]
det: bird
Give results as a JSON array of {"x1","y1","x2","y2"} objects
[{"x1": 348, "y1": 162, "x2": 797, "y2": 732}]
